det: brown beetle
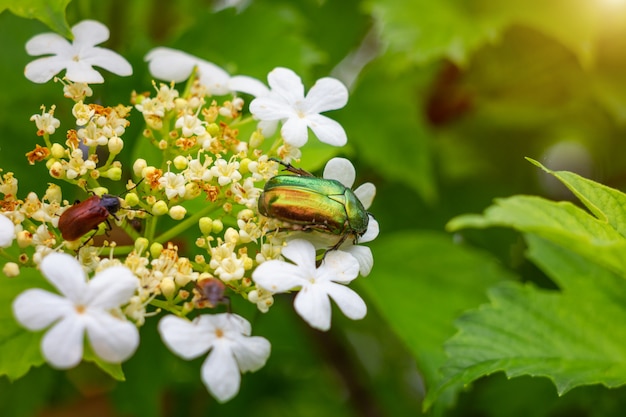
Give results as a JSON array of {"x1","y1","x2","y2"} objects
[{"x1": 58, "y1": 194, "x2": 123, "y2": 241}]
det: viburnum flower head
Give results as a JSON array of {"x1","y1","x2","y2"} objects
[
  {"x1": 12, "y1": 253, "x2": 139, "y2": 368},
  {"x1": 24, "y1": 20, "x2": 132, "y2": 84},
  {"x1": 159, "y1": 313, "x2": 271, "y2": 402},
  {"x1": 252, "y1": 239, "x2": 366, "y2": 331},
  {"x1": 249, "y1": 67, "x2": 349, "y2": 147}
]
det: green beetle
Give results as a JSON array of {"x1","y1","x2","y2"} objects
[{"x1": 258, "y1": 159, "x2": 370, "y2": 250}]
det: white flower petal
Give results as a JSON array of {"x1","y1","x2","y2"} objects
[
  {"x1": 201, "y1": 342, "x2": 241, "y2": 402},
  {"x1": 294, "y1": 286, "x2": 332, "y2": 331},
  {"x1": 249, "y1": 95, "x2": 296, "y2": 120},
  {"x1": 196, "y1": 61, "x2": 232, "y2": 95},
  {"x1": 64, "y1": 60, "x2": 105, "y2": 84},
  {"x1": 317, "y1": 250, "x2": 359, "y2": 284},
  {"x1": 40, "y1": 253, "x2": 88, "y2": 302},
  {"x1": 252, "y1": 260, "x2": 307, "y2": 292},
  {"x1": 342, "y1": 245, "x2": 374, "y2": 276},
  {"x1": 304, "y1": 77, "x2": 348, "y2": 114},
  {"x1": 325, "y1": 282, "x2": 367, "y2": 320},
  {"x1": 71, "y1": 20, "x2": 110, "y2": 47},
  {"x1": 25, "y1": 56, "x2": 72, "y2": 83},
  {"x1": 82, "y1": 47, "x2": 133, "y2": 76},
  {"x1": 266, "y1": 67, "x2": 304, "y2": 104},
  {"x1": 145, "y1": 47, "x2": 198, "y2": 83},
  {"x1": 41, "y1": 315, "x2": 86, "y2": 369},
  {"x1": 159, "y1": 315, "x2": 214, "y2": 359},
  {"x1": 85, "y1": 266, "x2": 137, "y2": 309},
  {"x1": 12, "y1": 289, "x2": 73, "y2": 330},
  {"x1": 354, "y1": 182, "x2": 376, "y2": 210},
  {"x1": 359, "y1": 216, "x2": 379, "y2": 243},
  {"x1": 306, "y1": 114, "x2": 347, "y2": 147},
  {"x1": 85, "y1": 310, "x2": 139, "y2": 363},
  {"x1": 281, "y1": 116, "x2": 310, "y2": 147},
  {"x1": 0, "y1": 214, "x2": 16, "y2": 247},
  {"x1": 228, "y1": 75, "x2": 269, "y2": 97},
  {"x1": 221, "y1": 313, "x2": 251, "y2": 336},
  {"x1": 25, "y1": 33, "x2": 72, "y2": 56},
  {"x1": 230, "y1": 335, "x2": 271, "y2": 373},
  {"x1": 323, "y1": 157, "x2": 355, "y2": 188},
  {"x1": 257, "y1": 119, "x2": 278, "y2": 137},
  {"x1": 282, "y1": 239, "x2": 317, "y2": 269}
]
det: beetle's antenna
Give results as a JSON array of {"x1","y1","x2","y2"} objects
[{"x1": 269, "y1": 157, "x2": 314, "y2": 177}]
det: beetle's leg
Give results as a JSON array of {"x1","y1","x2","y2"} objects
[
  {"x1": 316, "y1": 233, "x2": 351, "y2": 267},
  {"x1": 269, "y1": 157, "x2": 314, "y2": 177},
  {"x1": 104, "y1": 218, "x2": 114, "y2": 235},
  {"x1": 77, "y1": 229, "x2": 98, "y2": 249}
]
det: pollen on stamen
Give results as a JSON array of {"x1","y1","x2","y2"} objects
[
  {"x1": 215, "y1": 328, "x2": 224, "y2": 338},
  {"x1": 75, "y1": 305, "x2": 86, "y2": 314}
]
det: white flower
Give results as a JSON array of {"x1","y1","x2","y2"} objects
[
  {"x1": 323, "y1": 157, "x2": 378, "y2": 276},
  {"x1": 229, "y1": 75, "x2": 280, "y2": 136},
  {"x1": 145, "y1": 47, "x2": 232, "y2": 95},
  {"x1": 158, "y1": 313, "x2": 271, "y2": 402},
  {"x1": 30, "y1": 105, "x2": 60, "y2": 135},
  {"x1": 252, "y1": 239, "x2": 366, "y2": 331},
  {"x1": 159, "y1": 172, "x2": 187, "y2": 200},
  {"x1": 0, "y1": 214, "x2": 16, "y2": 248},
  {"x1": 25, "y1": 20, "x2": 132, "y2": 84},
  {"x1": 211, "y1": 159, "x2": 242, "y2": 186},
  {"x1": 12, "y1": 252, "x2": 139, "y2": 368},
  {"x1": 249, "y1": 67, "x2": 349, "y2": 147}
]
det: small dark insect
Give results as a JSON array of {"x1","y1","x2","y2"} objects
[
  {"x1": 58, "y1": 180, "x2": 144, "y2": 243},
  {"x1": 195, "y1": 277, "x2": 230, "y2": 310}
]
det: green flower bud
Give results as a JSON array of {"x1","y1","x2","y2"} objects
[
  {"x1": 150, "y1": 242, "x2": 164, "y2": 259},
  {"x1": 152, "y1": 200, "x2": 168, "y2": 216}
]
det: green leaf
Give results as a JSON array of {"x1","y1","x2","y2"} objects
[
  {"x1": 1, "y1": 0, "x2": 72, "y2": 37},
  {"x1": 527, "y1": 158, "x2": 626, "y2": 238},
  {"x1": 447, "y1": 195, "x2": 626, "y2": 276},
  {"x1": 0, "y1": 267, "x2": 48, "y2": 380},
  {"x1": 426, "y1": 235, "x2": 626, "y2": 407},
  {"x1": 83, "y1": 344, "x2": 126, "y2": 381},
  {"x1": 361, "y1": 231, "x2": 513, "y2": 410}
]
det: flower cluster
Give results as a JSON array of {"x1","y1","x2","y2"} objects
[{"x1": 1, "y1": 20, "x2": 378, "y2": 403}]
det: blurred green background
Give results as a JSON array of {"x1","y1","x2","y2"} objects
[{"x1": 3, "y1": 0, "x2": 626, "y2": 416}]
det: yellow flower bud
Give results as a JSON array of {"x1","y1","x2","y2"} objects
[
  {"x1": 212, "y1": 219, "x2": 224, "y2": 234},
  {"x1": 2, "y1": 262, "x2": 19, "y2": 277},
  {"x1": 199, "y1": 217, "x2": 213, "y2": 235},
  {"x1": 169, "y1": 205, "x2": 187, "y2": 220},
  {"x1": 224, "y1": 227, "x2": 239, "y2": 244},
  {"x1": 152, "y1": 200, "x2": 168, "y2": 216},
  {"x1": 16, "y1": 231, "x2": 32, "y2": 248},
  {"x1": 173, "y1": 155, "x2": 188, "y2": 170},
  {"x1": 108, "y1": 137, "x2": 124, "y2": 154},
  {"x1": 160, "y1": 277, "x2": 176, "y2": 299},
  {"x1": 133, "y1": 158, "x2": 147, "y2": 177},
  {"x1": 50, "y1": 143, "x2": 65, "y2": 159},
  {"x1": 135, "y1": 237, "x2": 149, "y2": 253},
  {"x1": 103, "y1": 167, "x2": 122, "y2": 181},
  {"x1": 125, "y1": 192, "x2": 140, "y2": 207},
  {"x1": 150, "y1": 242, "x2": 164, "y2": 259},
  {"x1": 44, "y1": 184, "x2": 62, "y2": 203}
]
